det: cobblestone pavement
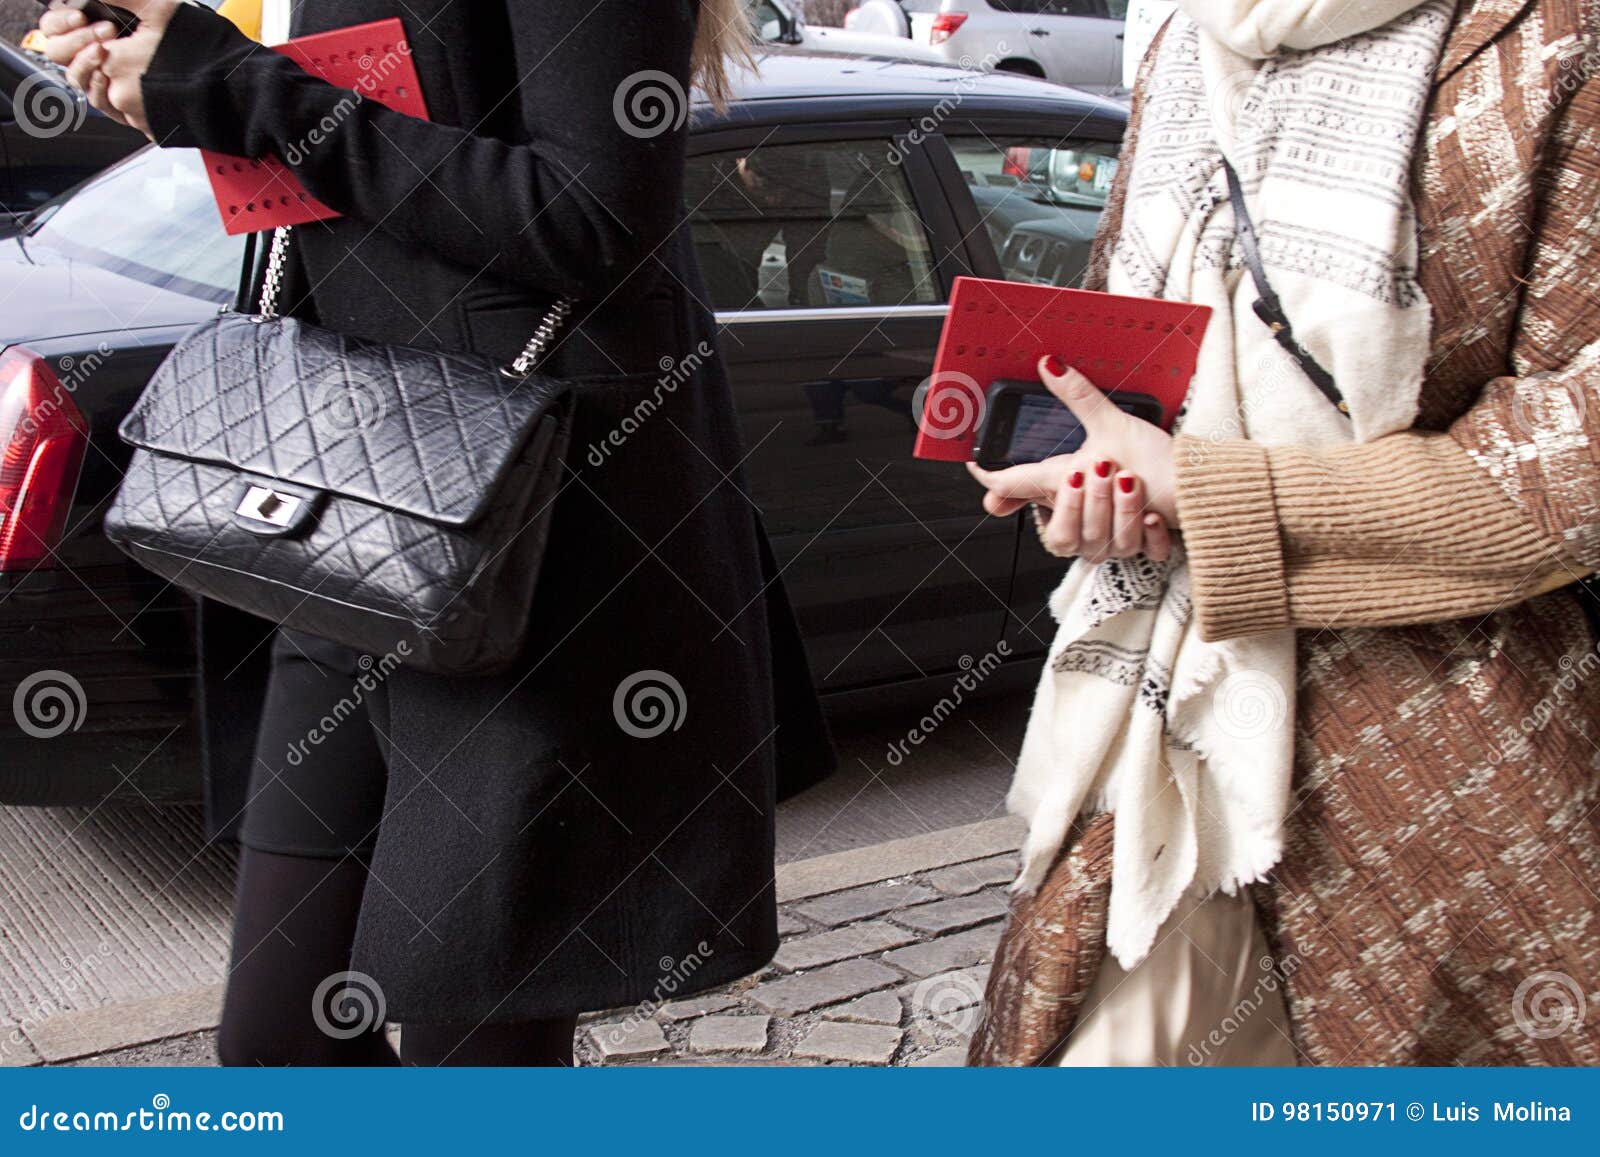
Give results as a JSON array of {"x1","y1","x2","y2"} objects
[
  {"x1": 574, "y1": 850, "x2": 1018, "y2": 1068},
  {"x1": 5, "y1": 816, "x2": 1024, "y2": 1066}
]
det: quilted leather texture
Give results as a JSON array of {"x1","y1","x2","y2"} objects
[
  {"x1": 106, "y1": 312, "x2": 571, "y2": 676},
  {"x1": 119, "y1": 313, "x2": 567, "y2": 526}
]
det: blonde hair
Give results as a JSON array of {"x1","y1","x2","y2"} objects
[{"x1": 693, "y1": 0, "x2": 757, "y2": 111}]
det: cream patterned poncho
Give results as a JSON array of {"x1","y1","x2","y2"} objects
[{"x1": 1008, "y1": 0, "x2": 1456, "y2": 968}]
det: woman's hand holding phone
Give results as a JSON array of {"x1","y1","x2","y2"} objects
[
  {"x1": 967, "y1": 354, "x2": 1180, "y2": 564},
  {"x1": 36, "y1": 0, "x2": 179, "y2": 140}
]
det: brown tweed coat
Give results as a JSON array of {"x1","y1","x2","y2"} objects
[{"x1": 971, "y1": 0, "x2": 1600, "y2": 1066}]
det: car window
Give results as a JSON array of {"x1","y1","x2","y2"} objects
[
  {"x1": 750, "y1": 0, "x2": 785, "y2": 39},
  {"x1": 948, "y1": 136, "x2": 1117, "y2": 288},
  {"x1": 686, "y1": 140, "x2": 943, "y2": 312},
  {"x1": 1105, "y1": 0, "x2": 1129, "y2": 16},
  {"x1": 25, "y1": 146, "x2": 245, "y2": 302},
  {"x1": 990, "y1": 1, "x2": 1102, "y2": 16}
]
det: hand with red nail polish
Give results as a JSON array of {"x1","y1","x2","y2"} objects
[{"x1": 964, "y1": 353, "x2": 1179, "y2": 563}]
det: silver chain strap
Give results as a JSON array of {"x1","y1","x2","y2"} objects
[{"x1": 253, "y1": 225, "x2": 572, "y2": 376}]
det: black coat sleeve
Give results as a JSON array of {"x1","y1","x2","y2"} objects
[{"x1": 141, "y1": 1, "x2": 697, "y2": 301}]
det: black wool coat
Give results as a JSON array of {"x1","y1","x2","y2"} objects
[{"x1": 141, "y1": 0, "x2": 834, "y2": 1023}]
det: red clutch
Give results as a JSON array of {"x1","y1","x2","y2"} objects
[
  {"x1": 913, "y1": 276, "x2": 1212, "y2": 461},
  {"x1": 200, "y1": 18, "x2": 430, "y2": 235}
]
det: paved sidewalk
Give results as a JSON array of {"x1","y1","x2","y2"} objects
[
  {"x1": 8, "y1": 816, "x2": 1022, "y2": 1067},
  {"x1": 576, "y1": 822, "x2": 1020, "y2": 1067}
]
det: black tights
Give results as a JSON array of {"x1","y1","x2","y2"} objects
[
  {"x1": 219, "y1": 630, "x2": 578, "y2": 1066},
  {"x1": 218, "y1": 844, "x2": 578, "y2": 1067}
]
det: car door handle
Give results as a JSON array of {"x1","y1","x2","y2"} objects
[{"x1": 1029, "y1": 27, "x2": 1050, "y2": 36}]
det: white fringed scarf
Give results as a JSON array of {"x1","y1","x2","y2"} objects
[{"x1": 1008, "y1": 0, "x2": 1456, "y2": 968}]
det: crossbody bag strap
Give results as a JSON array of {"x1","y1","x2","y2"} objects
[
  {"x1": 1222, "y1": 159, "x2": 1349, "y2": 419},
  {"x1": 254, "y1": 225, "x2": 573, "y2": 377}
]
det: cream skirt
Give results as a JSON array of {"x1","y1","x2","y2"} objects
[{"x1": 1049, "y1": 889, "x2": 1299, "y2": 1066}]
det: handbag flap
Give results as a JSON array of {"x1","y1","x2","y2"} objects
[{"x1": 119, "y1": 313, "x2": 567, "y2": 528}]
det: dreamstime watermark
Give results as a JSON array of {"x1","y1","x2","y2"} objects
[
  {"x1": 1511, "y1": 970, "x2": 1587, "y2": 1040},
  {"x1": 613, "y1": 70, "x2": 689, "y2": 139},
  {"x1": 307, "y1": 366, "x2": 389, "y2": 438},
  {"x1": 1185, "y1": 950, "x2": 1302, "y2": 1065},
  {"x1": 1509, "y1": 368, "x2": 1588, "y2": 440},
  {"x1": 17, "y1": 345, "x2": 114, "y2": 441},
  {"x1": 284, "y1": 644, "x2": 409, "y2": 767},
  {"x1": 885, "y1": 43, "x2": 1009, "y2": 166},
  {"x1": 885, "y1": 642, "x2": 1012, "y2": 767},
  {"x1": 11, "y1": 71, "x2": 86, "y2": 140},
  {"x1": 12, "y1": 669, "x2": 87, "y2": 739},
  {"x1": 612, "y1": 669, "x2": 687, "y2": 739},
  {"x1": 280, "y1": 43, "x2": 416, "y2": 166},
  {"x1": 910, "y1": 969, "x2": 986, "y2": 1035},
  {"x1": 17, "y1": 1095, "x2": 283, "y2": 1134},
  {"x1": 596, "y1": 943, "x2": 714, "y2": 1051},
  {"x1": 1484, "y1": 637, "x2": 1600, "y2": 764},
  {"x1": 1, "y1": 941, "x2": 115, "y2": 1065},
  {"x1": 911, "y1": 370, "x2": 985, "y2": 442},
  {"x1": 1207, "y1": 64, "x2": 1267, "y2": 145},
  {"x1": 585, "y1": 340, "x2": 715, "y2": 466},
  {"x1": 1210, "y1": 668, "x2": 1288, "y2": 741},
  {"x1": 312, "y1": 970, "x2": 387, "y2": 1040}
]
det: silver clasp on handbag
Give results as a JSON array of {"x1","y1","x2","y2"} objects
[{"x1": 236, "y1": 484, "x2": 302, "y2": 528}]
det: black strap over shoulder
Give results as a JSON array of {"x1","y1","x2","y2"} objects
[{"x1": 1222, "y1": 159, "x2": 1350, "y2": 419}]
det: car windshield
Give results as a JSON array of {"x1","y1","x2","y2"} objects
[{"x1": 24, "y1": 146, "x2": 244, "y2": 303}]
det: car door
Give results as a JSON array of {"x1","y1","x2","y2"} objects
[
  {"x1": 916, "y1": 116, "x2": 1126, "y2": 661},
  {"x1": 685, "y1": 124, "x2": 1015, "y2": 691},
  {"x1": 1013, "y1": 0, "x2": 1119, "y2": 91}
]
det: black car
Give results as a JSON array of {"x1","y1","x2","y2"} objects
[
  {"x1": 0, "y1": 39, "x2": 145, "y2": 221},
  {"x1": 0, "y1": 49, "x2": 1126, "y2": 804}
]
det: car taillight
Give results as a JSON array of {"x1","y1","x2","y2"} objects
[
  {"x1": 0, "y1": 347, "x2": 89, "y2": 571},
  {"x1": 930, "y1": 12, "x2": 968, "y2": 44},
  {"x1": 1002, "y1": 147, "x2": 1033, "y2": 180}
]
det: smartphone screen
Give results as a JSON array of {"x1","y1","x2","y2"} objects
[{"x1": 1007, "y1": 393, "x2": 1088, "y2": 463}]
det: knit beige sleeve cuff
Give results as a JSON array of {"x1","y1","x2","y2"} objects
[
  {"x1": 1174, "y1": 433, "x2": 1579, "y2": 642},
  {"x1": 1173, "y1": 437, "x2": 1290, "y2": 640}
]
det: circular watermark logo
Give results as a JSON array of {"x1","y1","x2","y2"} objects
[
  {"x1": 13, "y1": 670, "x2": 87, "y2": 739},
  {"x1": 307, "y1": 367, "x2": 388, "y2": 438},
  {"x1": 311, "y1": 970, "x2": 387, "y2": 1040},
  {"x1": 1510, "y1": 371, "x2": 1587, "y2": 439},
  {"x1": 613, "y1": 70, "x2": 688, "y2": 140},
  {"x1": 911, "y1": 970, "x2": 985, "y2": 1035},
  {"x1": 13, "y1": 72, "x2": 87, "y2": 140},
  {"x1": 1208, "y1": 65, "x2": 1266, "y2": 145},
  {"x1": 1512, "y1": 970, "x2": 1587, "y2": 1039},
  {"x1": 612, "y1": 669, "x2": 687, "y2": 739},
  {"x1": 1211, "y1": 669, "x2": 1288, "y2": 741},
  {"x1": 911, "y1": 371, "x2": 985, "y2": 441}
]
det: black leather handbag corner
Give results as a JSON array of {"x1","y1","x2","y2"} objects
[{"x1": 105, "y1": 226, "x2": 574, "y2": 676}]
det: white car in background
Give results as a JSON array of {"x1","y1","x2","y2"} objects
[
  {"x1": 922, "y1": 1, "x2": 1128, "y2": 93},
  {"x1": 751, "y1": 0, "x2": 946, "y2": 64}
]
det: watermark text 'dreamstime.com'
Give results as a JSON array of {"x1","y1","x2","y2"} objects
[{"x1": 17, "y1": 1094, "x2": 284, "y2": 1134}]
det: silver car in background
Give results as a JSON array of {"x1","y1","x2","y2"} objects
[{"x1": 923, "y1": 0, "x2": 1127, "y2": 92}]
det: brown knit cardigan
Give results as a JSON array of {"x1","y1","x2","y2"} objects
[{"x1": 971, "y1": 0, "x2": 1600, "y2": 1066}]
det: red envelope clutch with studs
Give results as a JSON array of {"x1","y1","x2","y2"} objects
[
  {"x1": 913, "y1": 276, "x2": 1212, "y2": 461},
  {"x1": 200, "y1": 18, "x2": 429, "y2": 235}
]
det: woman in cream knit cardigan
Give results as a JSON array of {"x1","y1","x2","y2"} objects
[{"x1": 967, "y1": 0, "x2": 1600, "y2": 1066}]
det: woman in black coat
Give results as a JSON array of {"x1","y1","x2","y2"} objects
[{"x1": 40, "y1": 0, "x2": 833, "y2": 1065}]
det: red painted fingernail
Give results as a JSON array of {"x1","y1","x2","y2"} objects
[
  {"x1": 1068, "y1": 471, "x2": 1084, "y2": 489},
  {"x1": 1118, "y1": 476, "x2": 1135, "y2": 494},
  {"x1": 1043, "y1": 354, "x2": 1067, "y2": 377},
  {"x1": 1094, "y1": 460, "x2": 1112, "y2": 478}
]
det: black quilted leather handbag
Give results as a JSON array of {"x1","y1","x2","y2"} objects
[{"x1": 105, "y1": 226, "x2": 574, "y2": 676}]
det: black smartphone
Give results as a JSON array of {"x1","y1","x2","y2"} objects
[
  {"x1": 973, "y1": 378, "x2": 1164, "y2": 470},
  {"x1": 35, "y1": 0, "x2": 141, "y2": 38}
]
